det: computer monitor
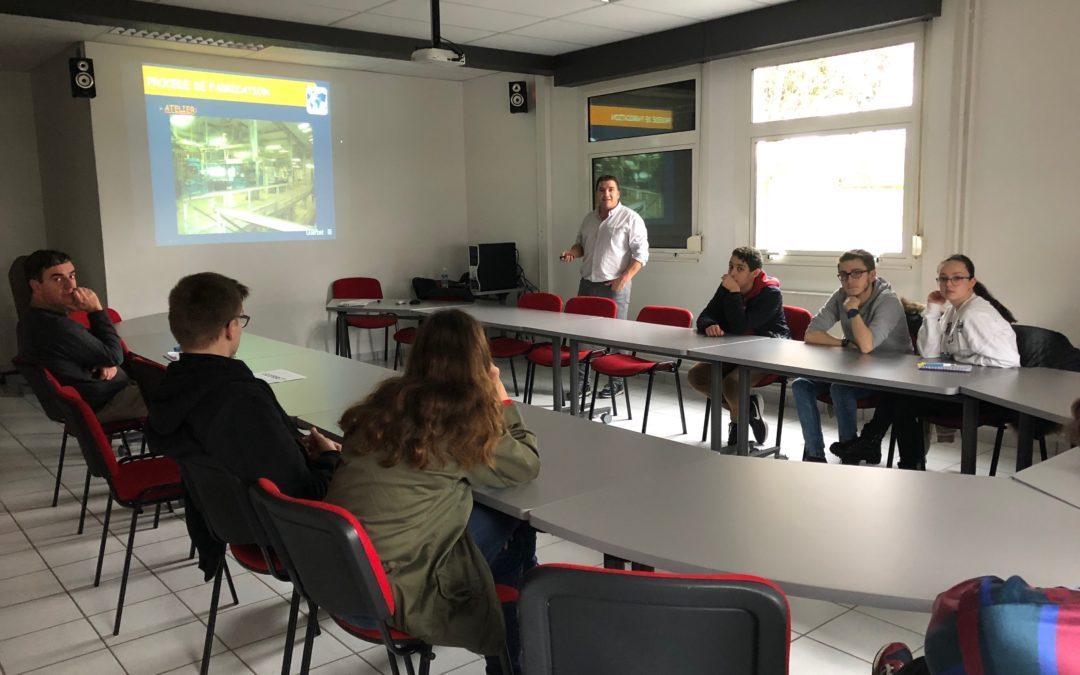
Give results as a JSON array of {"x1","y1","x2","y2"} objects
[{"x1": 467, "y1": 242, "x2": 518, "y2": 293}]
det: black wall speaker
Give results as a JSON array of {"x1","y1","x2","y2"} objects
[
  {"x1": 508, "y1": 81, "x2": 528, "y2": 114},
  {"x1": 69, "y1": 58, "x2": 96, "y2": 98}
]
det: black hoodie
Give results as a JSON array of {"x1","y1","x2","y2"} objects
[{"x1": 147, "y1": 353, "x2": 340, "y2": 576}]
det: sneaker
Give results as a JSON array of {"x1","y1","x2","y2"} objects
[
  {"x1": 748, "y1": 394, "x2": 769, "y2": 445},
  {"x1": 829, "y1": 438, "x2": 856, "y2": 459},
  {"x1": 872, "y1": 642, "x2": 913, "y2": 675},
  {"x1": 845, "y1": 433, "x2": 883, "y2": 465},
  {"x1": 597, "y1": 381, "x2": 624, "y2": 398}
]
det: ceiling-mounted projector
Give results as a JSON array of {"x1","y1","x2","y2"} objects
[{"x1": 411, "y1": 46, "x2": 465, "y2": 65}]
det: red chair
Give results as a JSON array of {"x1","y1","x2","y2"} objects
[
  {"x1": 250, "y1": 478, "x2": 516, "y2": 675},
  {"x1": 519, "y1": 564, "x2": 790, "y2": 675},
  {"x1": 489, "y1": 292, "x2": 563, "y2": 396},
  {"x1": 392, "y1": 327, "x2": 416, "y2": 371},
  {"x1": 702, "y1": 305, "x2": 812, "y2": 450},
  {"x1": 52, "y1": 384, "x2": 184, "y2": 636},
  {"x1": 588, "y1": 306, "x2": 693, "y2": 435},
  {"x1": 68, "y1": 307, "x2": 123, "y2": 327},
  {"x1": 524, "y1": 296, "x2": 617, "y2": 409},
  {"x1": 332, "y1": 278, "x2": 397, "y2": 362}
]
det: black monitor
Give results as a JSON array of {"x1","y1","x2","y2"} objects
[{"x1": 468, "y1": 242, "x2": 518, "y2": 292}]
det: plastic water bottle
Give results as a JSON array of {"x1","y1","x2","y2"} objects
[{"x1": 440, "y1": 268, "x2": 449, "y2": 288}]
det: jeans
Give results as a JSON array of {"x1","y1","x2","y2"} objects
[
  {"x1": 791, "y1": 378, "x2": 873, "y2": 458},
  {"x1": 577, "y1": 278, "x2": 631, "y2": 320}
]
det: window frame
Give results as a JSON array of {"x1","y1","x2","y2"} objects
[{"x1": 747, "y1": 25, "x2": 925, "y2": 265}]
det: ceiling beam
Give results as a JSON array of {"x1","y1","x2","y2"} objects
[{"x1": 554, "y1": 0, "x2": 942, "y2": 87}]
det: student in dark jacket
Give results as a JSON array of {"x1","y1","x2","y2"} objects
[
  {"x1": 146, "y1": 272, "x2": 341, "y2": 577},
  {"x1": 687, "y1": 247, "x2": 789, "y2": 448},
  {"x1": 17, "y1": 249, "x2": 147, "y2": 422}
]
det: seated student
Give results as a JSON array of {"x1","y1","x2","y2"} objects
[
  {"x1": 792, "y1": 249, "x2": 912, "y2": 462},
  {"x1": 147, "y1": 272, "x2": 342, "y2": 577},
  {"x1": 326, "y1": 309, "x2": 540, "y2": 675},
  {"x1": 888, "y1": 254, "x2": 1020, "y2": 469},
  {"x1": 17, "y1": 249, "x2": 147, "y2": 422},
  {"x1": 687, "y1": 246, "x2": 789, "y2": 447}
]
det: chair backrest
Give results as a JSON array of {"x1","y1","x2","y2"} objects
[
  {"x1": 518, "y1": 292, "x2": 563, "y2": 313},
  {"x1": 178, "y1": 454, "x2": 269, "y2": 550},
  {"x1": 249, "y1": 478, "x2": 395, "y2": 622},
  {"x1": 8, "y1": 255, "x2": 30, "y2": 322},
  {"x1": 11, "y1": 358, "x2": 68, "y2": 424},
  {"x1": 332, "y1": 277, "x2": 383, "y2": 300},
  {"x1": 636, "y1": 305, "x2": 693, "y2": 328},
  {"x1": 519, "y1": 564, "x2": 790, "y2": 675},
  {"x1": 52, "y1": 385, "x2": 121, "y2": 482},
  {"x1": 1014, "y1": 324, "x2": 1080, "y2": 371},
  {"x1": 68, "y1": 307, "x2": 123, "y2": 328},
  {"x1": 782, "y1": 305, "x2": 813, "y2": 342},
  {"x1": 123, "y1": 353, "x2": 167, "y2": 401},
  {"x1": 565, "y1": 296, "x2": 617, "y2": 319}
]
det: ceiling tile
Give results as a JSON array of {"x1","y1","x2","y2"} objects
[
  {"x1": 511, "y1": 18, "x2": 639, "y2": 47},
  {"x1": 465, "y1": 33, "x2": 583, "y2": 57},
  {"x1": 371, "y1": 0, "x2": 541, "y2": 32},
  {"x1": 248, "y1": 46, "x2": 391, "y2": 70},
  {"x1": 448, "y1": 0, "x2": 601, "y2": 19},
  {"x1": 309, "y1": 0, "x2": 389, "y2": 12},
  {"x1": 564, "y1": 4, "x2": 696, "y2": 33},
  {"x1": 332, "y1": 12, "x2": 494, "y2": 42},
  {"x1": 157, "y1": 0, "x2": 358, "y2": 25},
  {"x1": 617, "y1": 0, "x2": 766, "y2": 21}
]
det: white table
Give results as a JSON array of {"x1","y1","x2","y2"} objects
[
  {"x1": 327, "y1": 298, "x2": 472, "y2": 358},
  {"x1": 1013, "y1": 447, "x2": 1080, "y2": 510}
]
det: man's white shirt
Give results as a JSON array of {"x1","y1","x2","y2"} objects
[{"x1": 574, "y1": 202, "x2": 649, "y2": 282}]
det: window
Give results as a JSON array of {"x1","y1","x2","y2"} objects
[
  {"x1": 751, "y1": 39, "x2": 920, "y2": 257},
  {"x1": 592, "y1": 150, "x2": 693, "y2": 249}
]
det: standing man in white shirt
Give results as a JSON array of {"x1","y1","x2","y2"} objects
[{"x1": 559, "y1": 175, "x2": 649, "y2": 321}]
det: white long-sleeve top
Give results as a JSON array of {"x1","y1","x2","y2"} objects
[{"x1": 917, "y1": 295, "x2": 1020, "y2": 368}]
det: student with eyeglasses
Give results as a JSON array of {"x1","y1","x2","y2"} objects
[{"x1": 791, "y1": 249, "x2": 912, "y2": 463}]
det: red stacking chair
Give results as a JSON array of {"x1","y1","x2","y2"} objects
[
  {"x1": 332, "y1": 278, "x2": 397, "y2": 362},
  {"x1": 587, "y1": 306, "x2": 693, "y2": 435},
  {"x1": 392, "y1": 326, "x2": 416, "y2": 371},
  {"x1": 519, "y1": 564, "x2": 790, "y2": 675},
  {"x1": 488, "y1": 292, "x2": 563, "y2": 396},
  {"x1": 702, "y1": 305, "x2": 813, "y2": 453},
  {"x1": 68, "y1": 307, "x2": 124, "y2": 326},
  {"x1": 250, "y1": 479, "x2": 516, "y2": 675},
  {"x1": 524, "y1": 296, "x2": 617, "y2": 410},
  {"x1": 52, "y1": 384, "x2": 184, "y2": 636}
]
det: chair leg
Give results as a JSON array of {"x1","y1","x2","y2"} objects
[
  {"x1": 702, "y1": 398, "x2": 711, "y2": 443},
  {"x1": 623, "y1": 377, "x2": 632, "y2": 420},
  {"x1": 417, "y1": 644, "x2": 434, "y2": 675},
  {"x1": 393, "y1": 341, "x2": 402, "y2": 371},
  {"x1": 224, "y1": 560, "x2": 239, "y2": 606},
  {"x1": 201, "y1": 562, "x2": 225, "y2": 675},
  {"x1": 52, "y1": 431, "x2": 68, "y2": 508},
  {"x1": 775, "y1": 379, "x2": 788, "y2": 448},
  {"x1": 95, "y1": 495, "x2": 113, "y2": 586},
  {"x1": 641, "y1": 371, "x2": 655, "y2": 434},
  {"x1": 299, "y1": 600, "x2": 319, "y2": 675},
  {"x1": 383, "y1": 327, "x2": 390, "y2": 363},
  {"x1": 189, "y1": 539, "x2": 197, "y2": 560},
  {"x1": 608, "y1": 375, "x2": 618, "y2": 418},
  {"x1": 588, "y1": 371, "x2": 600, "y2": 420},
  {"x1": 118, "y1": 431, "x2": 132, "y2": 458},
  {"x1": 281, "y1": 589, "x2": 301, "y2": 675},
  {"x1": 403, "y1": 652, "x2": 417, "y2": 675},
  {"x1": 989, "y1": 425, "x2": 1007, "y2": 477},
  {"x1": 523, "y1": 362, "x2": 533, "y2": 404},
  {"x1": 579, "y1": 362, "x2": 591, "y2": 413},
  {"x1": 1038, "y1": 433, "x2": 1048, "y2": 462},
  {"x1": 152, "y1": 503, "x2": 161, "y2": 529},
  {"x1": 509, "y1": 359, "x2": 519, "y2": 397},
  {"x1": 887, "y1": 429, "x2": 897, "y2": 468},
  {"x1": 78, "y1": 469, "x2": 92, "y2": 534},
  {"x1": 674, "y1": 366, "x2": 687, "y2": 435},
  {"x1": 385, "y1": 647, "x2": 403, "y2": 675},
  {"x1": 113, "y1": 507, "x2": 141, "y2": 635}
]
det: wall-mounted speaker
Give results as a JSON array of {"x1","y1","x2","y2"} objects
[
  {"x1": 69, "y1": 58, "x2": 96, "y2": 98},
  {"x1": 508, "y1": 80, "x2": 528, "y2": 114}
]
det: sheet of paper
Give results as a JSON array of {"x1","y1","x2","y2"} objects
[
  {"x1": 254, "y1": 369, "x2": 306, "y2": 384},
  {"x1": 337, "y1": 300, "x2": 372, "y2": 307}
]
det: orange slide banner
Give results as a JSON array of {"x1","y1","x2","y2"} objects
[{"x1": 589, "y1": 105, "x2": 673, "y2": 130}]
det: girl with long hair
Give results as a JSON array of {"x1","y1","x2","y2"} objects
[{"x1": 326, "y1": 309, "x2": 540, "y2": 673}]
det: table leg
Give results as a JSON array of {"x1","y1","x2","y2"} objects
[
  {"x1": 552, "y1": 342, "x2": 563, "y2": 413},
  {"x1": 568, "y1": 339, "x2": 580, "y2": 416},
  {"x1": 737, "y1": 365, "x2": 751, "y2": 456},
  {"x1": 1015, "y1": 413, "x2": 1034, "y2": 472},
  {"x1": 960, "y1": 396, "x2": 978, "y2": 475},
  {"x1": 603, "y1": 554, "x2": 627, "y2": 570},
  {"x1": 709, "y1": 362, "x2": 724, "y2": 451},
  {"x1": 336, "y1": 312, "x2": 350, "y2": 358}
]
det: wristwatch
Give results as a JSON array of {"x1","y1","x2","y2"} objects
[
  {"x1": 846, "y1": 308, "x2": 859, "y2": 319},
  {"x1": 840, "y1": 338, "x2": 850, "y2": 348}
]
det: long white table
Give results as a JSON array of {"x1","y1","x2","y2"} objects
[{"x1": 1012, "y1": 446, "x2": 1080, "y2": 509}]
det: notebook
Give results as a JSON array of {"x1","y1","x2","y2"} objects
[{"x1": 916, "y1": 361, "x2": 973, "y2": 373}]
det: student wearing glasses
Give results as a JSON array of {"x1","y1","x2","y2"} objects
[{"x1": 791, "y1": 249, "x2": 912, "y2": 463}]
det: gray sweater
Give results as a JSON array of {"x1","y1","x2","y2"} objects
[{"x1": 807, "y1": 277, "x2": 913, "y2": 354}]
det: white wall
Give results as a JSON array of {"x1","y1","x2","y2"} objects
[
  {"x1": 0, "y1": 71, "x2": 48, "y2": 363},
  {"x1": 85, "y1": 41, "x2": 469, "y2": 352}
]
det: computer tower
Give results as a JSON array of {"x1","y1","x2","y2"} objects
[{"x1": 468, "y1": 242, "x2": 518, "y2": 293}]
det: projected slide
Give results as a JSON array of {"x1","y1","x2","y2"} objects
[{"x1": 142, "y1": 65, "x2": 335, "y2": 245}]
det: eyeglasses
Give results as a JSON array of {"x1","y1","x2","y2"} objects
[
  {"x1": 229, "y1": 314, "x2": 251, "y2": 328},
  {"x1": 936, "y1": 275, "x2": 972, "y2": 286},
  {"x1": 836, "y1": 269, "x2": 869, "y2": 282}
]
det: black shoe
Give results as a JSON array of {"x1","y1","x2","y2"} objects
[
  {"x1": 748, "y1": 394, "x2": 769, "y2": 445},
  {"x1": 803, "y1": 454, "x2": 827, "y2": 463},
  {"x1": 829, "y1": 438, "x2": 856, "y2": 458},
  {"x1": 726, "y1": 422, "x2": 738, "y2": 448},
  {"x1": 598, "y1": 381, "x2": 624, "y2": 398},
  {"x1": 845, "y1": 433, "x2": 883, "y2": 465}
]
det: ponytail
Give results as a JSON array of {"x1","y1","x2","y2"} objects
[{"x1": 944, "y1": 254, "x2": 1017, "y2": 324}]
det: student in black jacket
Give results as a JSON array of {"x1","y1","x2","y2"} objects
[
  {"x1": 17, "y1": 249, "x2": 147, "y2": 422},
  {"x1": 146, "y1": 272, "x2": 341, "y2": 577},
  {"x1": 687, "y1": 247, "x2": 789, "y2": 448}
]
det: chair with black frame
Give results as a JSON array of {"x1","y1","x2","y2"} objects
[
  {"x1": 587, "y1": 305, "x2": 693, "y2": 435},
  {"x1": 332, "y1": 277, "x2": 397, "y2": 362},
  {"x1": 524, "y1": 296, "x2": 617, "y2": 410},
  {"x1": 178, "y1": 455, "x2": 301, "y2": 675},
  {"x1": 52, "y1": 383, "x2": 184, "y2": 635},
  {"x1": 519, "y1": 564, "x2": 790, "y2": 675},
  {"x1": 701, "y1": 305, "x2": 813, "y2": 455},
  {"x1": 250, "y1": 478, "x2": 515, "y2": 675},
  {"x1": 489, "y1": 292, "x2": 563, "y2": 397}
]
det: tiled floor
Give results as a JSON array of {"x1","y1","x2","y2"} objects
[{"x1": 0, "y1": 361, "x2": 1048, "y2": 675}]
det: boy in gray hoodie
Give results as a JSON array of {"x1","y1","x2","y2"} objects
[{"x1": 792, "y1": 249, "x2": 912, "y2": 462}]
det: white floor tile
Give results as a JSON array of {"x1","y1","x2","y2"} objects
[
  {"x1": 361, "y1": 644, "x2": 481, "y2": 675},
  {"x1": 0, "y1": 549, "x2": 47, "y2": 581},
  {"x1": 70, "y1": 567, "x2": 172, "y2": 617},
  {"x1": 308, "y1": 654, "x2": 385, "y2": 675},
  {"x1": 175, "y1": 572, "x2": 280, "y2": 618},
  {"x1": 211, "y1": 596, "x2": 298, "y2": 650},
  {"x1": 109, "y1": 618, "x2": 226, "y2": 675},
  {"x1": 233, "y1": 626, "x2": 352, "y2": 675},
  {"x1": 788, "y1": 636, "x2": 870, "y2": 675},
  {"x1": 852, "y1": 605, "x2": 932, "y2": 635},
  {"x1": 786, "y1": 595, "x2": 852, "y2": 636},
  {"x1": 52, "y1": 548, "x2": 147, "y2": 591},
  {"x1": 807, "y1": 609, "x2": 924, "y2": 662},
  {"x1": 0, "y1": 618, "x2": 104, "y2": 674},
  {"x1": 0, "y1": 528, "x2": 33, "y2": 556},
  {"x1": 0, "y1": 569, "x2": 65, "y2": 608},
  {"x1": 0, "y1": 593, "x2": 82, "y2": 641},
  {"x1": 89, "y1": 592, "x2": 199, "y2": 645},
  {"x1": 161, "y1": 649, "x2": 254, "y2": 675},
  {"x1": 535, "y1": 538, "x2": 604, "y2": 567},
  {"x1": 316, "y1": 618, "x2": 385, "y2": 655},
  {"x1": 21, "y1": 648, "x2": 125, "y2": 675}
]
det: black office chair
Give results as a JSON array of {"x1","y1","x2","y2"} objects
[{"x1": 519, "y1": 563, "x2": 790, "y2": 675}]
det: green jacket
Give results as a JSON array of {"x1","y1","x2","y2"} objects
[{"x1": 325, "y1": 403, "x2": 540, "y2": 655}]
